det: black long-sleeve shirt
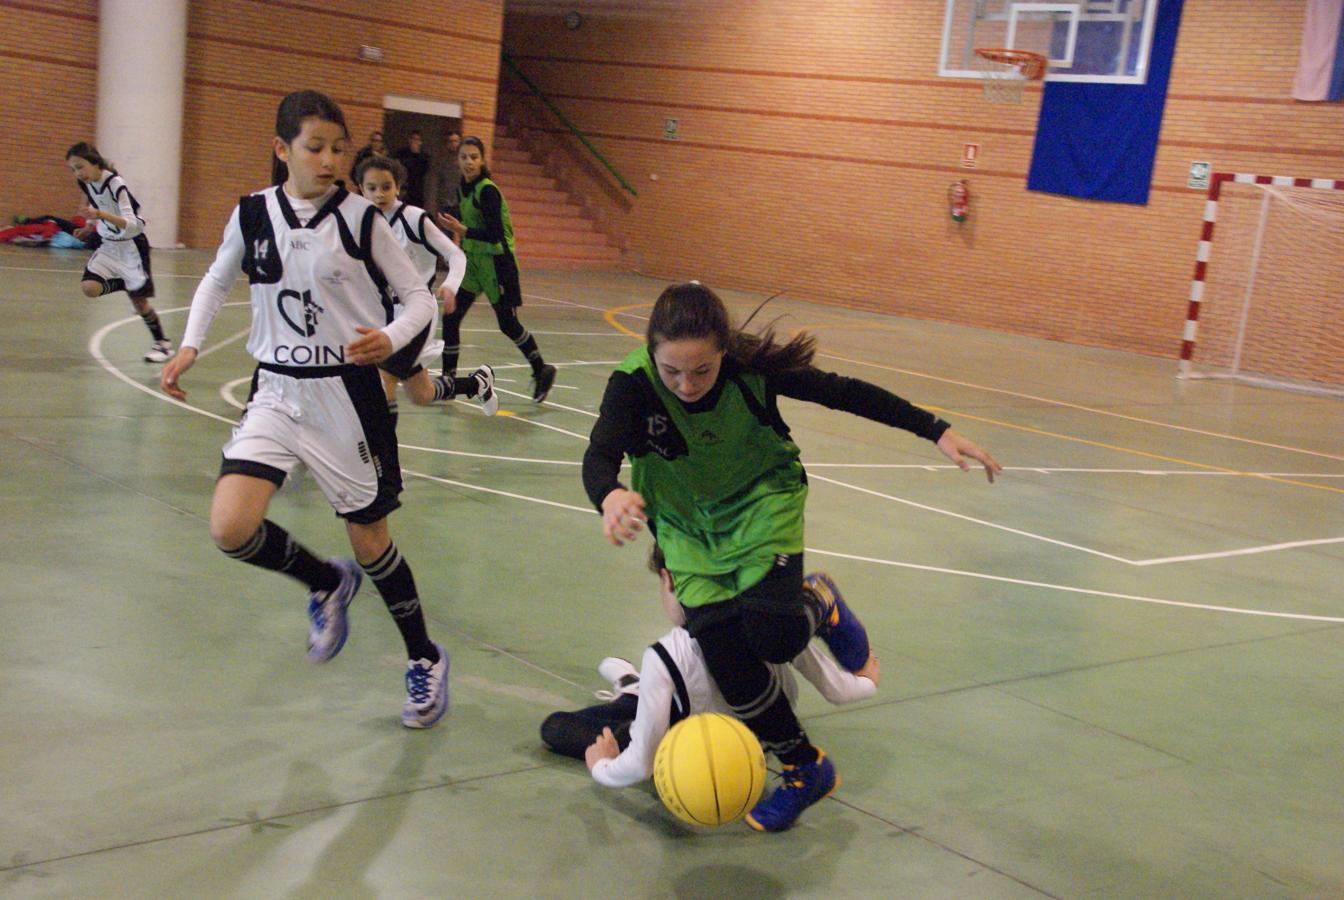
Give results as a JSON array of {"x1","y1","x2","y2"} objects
[{"x1": 582, "y1": 359, "x2": 950, "y2": 510}]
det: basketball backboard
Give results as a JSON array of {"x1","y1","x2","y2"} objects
[{"x1": 940, "y1": 0, "x2": 1158, "y2": 84}]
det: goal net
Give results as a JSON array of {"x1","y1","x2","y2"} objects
[{"x1": 1181, "y1": 176, "x2": 1344, "y2": 397}]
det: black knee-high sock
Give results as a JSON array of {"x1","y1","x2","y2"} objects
[
  {"x1": 387, "y1": 399, "x2": 399, "y2": 433},
  {"x1": 495, "y1": 304, "x2": 544, "y2": 373},
  {"x1": 441, "y1": 314, "x2": 461, "y2": 378},
  {"x1": 362, "y1": 543, "x2": 437, "y2": 662},
  {"x1": 223, "y1": 521, "x2": 339, "y2": 592},
  {"x1": 140, "y1": 308, "x2": 166, "y2": 341}
]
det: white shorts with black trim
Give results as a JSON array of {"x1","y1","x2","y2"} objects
[
  {"x1": 220, "y1": 364, "x2": 402, "y2": 523},
  {"x1": 84, "y1": 237, "x2": 152, "y2": 296}
]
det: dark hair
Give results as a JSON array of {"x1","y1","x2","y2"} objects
[
  {"x1": 271, "y1": 90, "x2": 349, "y2": 186},
  {"x1": 356, "y1": 154, "x2": 407, "y2": 188},
  {"x1": 647, "y1": 542, "x2": 665, "y2": 575},
  {"x1": 66, "y1": 141, "x2": 115, "y2": 174},
  {"x1": 459, "y1": 136, "x2": 492, "y2": 181},
  {"x1": 646, "y1": 282, "x2": 815, "y2": 374}
]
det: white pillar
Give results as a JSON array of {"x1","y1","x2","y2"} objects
[{"x1": 96, "y1": 0, "x2": 187, "y2": 248}]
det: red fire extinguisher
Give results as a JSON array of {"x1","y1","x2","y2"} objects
[{"x1": 948, "y1": 180, "x2": 970, "y2": 222}]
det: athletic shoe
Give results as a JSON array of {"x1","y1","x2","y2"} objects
[
  {"x1": 805, "y1": 572, "x2": 870, "y2": 672},
  {"x1": 402, "y1": 642, "x2": 450, "y2": 729},
  {"x1": 594, "y1": 656, "x2": 640, "y2": 700},
  {"x1": 144, "y1": 339, "x2": 173, "y2": 363},
  {"x1": 472, "y1": 364, "x2": 499, "y2": 416},
  {"x1": 531, "y1": 364, "x2": 557, "y2": 403},
  {"x1": 745, "y1": 750, "x2": 838, "y2": 833},
  {"x1": 306, "y1": 558, "x2": 362, "y2": 663}
]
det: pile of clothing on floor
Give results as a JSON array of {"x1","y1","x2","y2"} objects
[{"x1": 0, "y1": 215, "x2": 97, "y2": 249}]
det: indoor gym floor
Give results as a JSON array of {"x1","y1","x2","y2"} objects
[{"x1": 1, "y1": 243, "x2": 1341, "y2": 898}]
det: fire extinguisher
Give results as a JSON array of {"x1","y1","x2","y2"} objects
[{"x1": 948, "y1": 180, "x2": 970, "y2": 222}]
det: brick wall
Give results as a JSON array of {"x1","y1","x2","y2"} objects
[
  {"x1": 501, "y1": 1, "x2": 1344, "y2": 359},
  {"x1": 2, "y1": 0, "x2": 504, "y2": 246},
  {"x1": 0, "y1": 0, "x2": 99, "y2": 221}
]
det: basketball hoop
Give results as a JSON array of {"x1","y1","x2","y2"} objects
[{"x1": 973, "y1": 48, "x2": 1048, "y2": 104}]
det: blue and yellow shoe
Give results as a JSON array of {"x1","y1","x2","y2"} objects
[
  {"x1": 805, "y1": 572, "x2": 870, "y2": 672},
  {"x1": 306, "y1": 558, "x2": 362, "y2": 663},
  {"x1": 745, "y1": 750, "x2": 838, "y2": 832}
]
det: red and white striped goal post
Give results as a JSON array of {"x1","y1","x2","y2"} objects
[{"x1": 1179, "y1": 172, "x2": 1344, "y2": 378}]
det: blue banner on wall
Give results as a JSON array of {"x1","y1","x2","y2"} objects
[{"x1": 1027, "y1": 0, "x2": 1186, "y2": 205}]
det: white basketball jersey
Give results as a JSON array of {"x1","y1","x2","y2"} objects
[
  {"x1": 80, "y1": 172, "x2": 143, "y2": 242},
  {"x1": 237, "y1": 186, "x2": 394, "y2": 368},
  {"x1": 384, "y1": 203, "x2": 439, "y2": 287}
]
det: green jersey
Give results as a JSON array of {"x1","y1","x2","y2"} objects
[
  {"x1": 458, "y1": 177, "x2": 515, "y2": 257},
  {"x1": 619, "y1": 346, "x2": 807, "y2": 607}
]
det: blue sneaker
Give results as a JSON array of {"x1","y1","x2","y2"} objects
[
  {"x1": 402, "y1": 643, "x2": 450, "y2": 729},
  {"x1": 745, "y1": 750, "x2": 838, "y2": 832},
  {"x1": 805, "y1": 572, "x2": 870, "y2": 672},
  {"x1": 306, "y1": 558, "x2": 362, "y2": 663}
]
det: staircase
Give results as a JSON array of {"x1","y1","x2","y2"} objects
[{"x1": 490, "y1": 130, "x2": 624, "y2": 271}]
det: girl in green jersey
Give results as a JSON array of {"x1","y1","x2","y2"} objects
[
  {"x1": 582, "y1": 282, "x2": 1000, "y2": 830},
  {"x1": 435, "y1": 137, "x2": 557, "y2": 403}
]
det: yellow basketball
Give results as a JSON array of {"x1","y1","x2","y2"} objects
[{"x1": 653, "y1": 712, "x2": 766, "y2": 827}]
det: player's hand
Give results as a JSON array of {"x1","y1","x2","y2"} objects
[
  {"x1": 600, "y1": 488, "x2": 647, "y2": 546},
  {"x1": 83, "y1": 205, "x2": 101, "y2": 221},
  {"x1": 347, "y1": 326, "x2": 394, "y2": 365},
  {"x1": 936, "y1": 428, "x2": 1003, "y2": 483},
  {"x1": 436, "y1": 285, "x2": 457, "y2": 314},
  {"x1": 434, "y1": 211, "x2": 465, "y2": 237},
  {"x1": 160, "y1": 346, "x2": 198, "y2": 400},
  {"x1": 857, "y1": 653, "x2": 881, "y2": 687},
  {"x1": 73, "y1": 224, "x2": 94, "y2": 240},
  {"x1": 585, "y1": 727, "x2": 620, "y2": 771}
]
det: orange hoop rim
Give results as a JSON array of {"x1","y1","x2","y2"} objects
[{"x1": 973, "y1": 47, "x2": 1048, "y2": 80}]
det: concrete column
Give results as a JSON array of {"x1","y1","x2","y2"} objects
[{"x1": 97, "y1": 0, "x2": 187, "y2": 248}]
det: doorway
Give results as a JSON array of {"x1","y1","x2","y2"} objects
[{"x1": 381, "y1": 95, "x2": 464, "y2": 213}]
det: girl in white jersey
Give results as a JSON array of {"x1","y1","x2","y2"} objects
[
  {"x1": 354, "y1": 155, "x2": 498, "y2": 423},
  {"x1": 65, "y1": 142, "x2": 172, "y2": 363},
  {"x1": 160, "y1": 91, "x2": 449, "y2": 729},
  {"x1": 541, "y1": 544, "x2": 880, "y2": 789}
]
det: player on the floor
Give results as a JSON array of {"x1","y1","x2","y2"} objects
[
  {"x1": 541, "y1": 543, "x2": 880, "y2": 789},
  {"x1": 434, "y1": 137, "x2": 557, "y2": 403},
  {"x1": 355, "y1": 154, "x2": 498, "y2": 424},
  {"x1": 583, "y1": 281, "x2": 1001, "y2": 830},
  {"x1": 66, "y1": 141, "x2": 172, "y2": 363},
  {"x1": 159, "y1": 90, "x2": 449, "y2": 729}
]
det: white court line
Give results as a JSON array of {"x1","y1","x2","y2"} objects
[
  {"x1": 1132, "y1": 536, "x2": 1344, "y2": 567},
  {"x1": 818, "y1": 348, "x2": 1344, "y2": 462},
  {"x1": 809, "y1": 473, "x2": 1135, "y2": 564},
  {"x1": 2, "y1": 264, "x2": 205, "y2": 279},
  {"x1": 91, "y1": 307, "x2": 1342, "y2": 621},
  {"x1": 811, "y1": 472, "x2": 1343, "y2": 568},
  {"x1": 197, "y1": 328, "x2": 250, "y2": 360},
  {"x1": 804, "y1": 547, "x2": 1344, "y2": 623}
]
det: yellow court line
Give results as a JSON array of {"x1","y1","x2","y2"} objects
[
  {"x1": 604, "y1": 303, "x2": 651, "y2": 339},
  {"x1": 929, "y1": 407, "x2": 1344, "y2": 495}
]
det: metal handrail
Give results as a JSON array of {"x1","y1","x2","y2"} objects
[{"x1": 501, "y1": 52, "x2": 638, "y2": 197}]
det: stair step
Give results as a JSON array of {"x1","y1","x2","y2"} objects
[
  {"x1": 521, "y1": 241, "x2": 622, "y2": 260},
  {"x1": 491, "y1": 161, "x2": 547, "y2": 179},
  {"x1": 492, "y1": 147, "x2": 534, "y2": 163},
  {"x1": 514, "y1": 229, "x2": 611, "y2": 247},
  {"x1": 495, "y1": 172, "x2": 563, "y2": 192},
  {"x1": 506, "y1": 186, "x2": 572, "y2": 204},
  {"x1": 493, "y1": 136, "x2": 523, "y2": 152},
  {"x1": 519, "y1": 256, "x2": 625, "y2": 272}
]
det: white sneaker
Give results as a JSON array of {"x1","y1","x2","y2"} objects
[
  {"x1": 472, "y1": 364, "x2": 499, "y2": 416},
  {"x1": 306, "y1": 558, "x2": 362, "y2": 663},
  {"x1": 594, "y1": 656, "x2": 639, "y2": 700},
  {"x1": 144, "y1": 339, "x2": 173, "y2": 363},
  {"x1": 402, "y1": 643, "x2": 450, "y2": 728}
]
